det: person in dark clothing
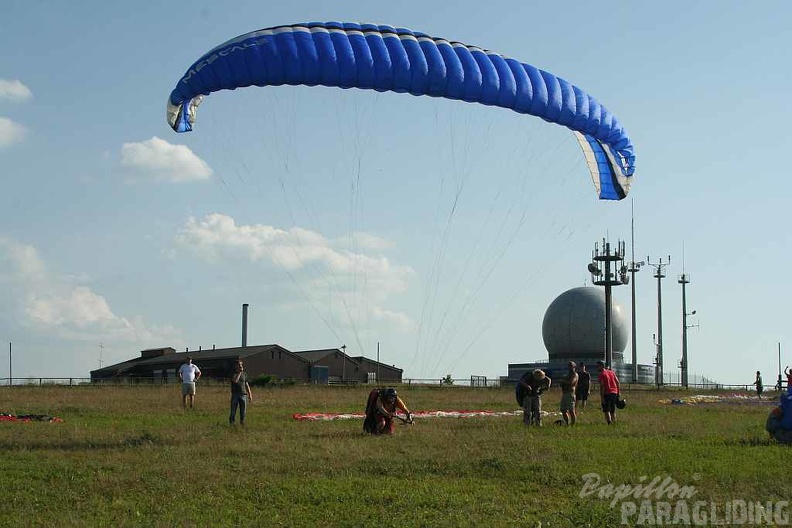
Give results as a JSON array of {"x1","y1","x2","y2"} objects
[
  {"x1": 753, "y1": 371, "x2": 764, "y2": 400},
  {"x1": 364, "y1": 387, "x2": 412, "y2": 435},
  {"x1": 229, "y1": 360, "x2": 253, "y2": 426},
  {"x1": 576, "y1": 363, "x2": 591, "y2": 410},
  {"x1": 518, "y1": 369, "x2": 551, "y2": 426}
]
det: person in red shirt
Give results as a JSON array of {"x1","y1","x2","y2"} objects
[{"x1": 596, "y1": 360, "x2": 621, "y2": 425}]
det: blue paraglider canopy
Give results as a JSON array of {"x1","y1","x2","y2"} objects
[
  {"x1": 766, "y1": 393, "x2": 792, "y2": 444},
  {"x1": 167, "y1": 22, "x2": 635, "y2": 200}
]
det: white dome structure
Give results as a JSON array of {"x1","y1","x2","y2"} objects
[{"x1": 541, "y1": 286, "x2": 628, "y2": 363}]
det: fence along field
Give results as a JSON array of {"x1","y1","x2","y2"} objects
[{"x1": 0, "y1": 383, "x2": 787, "y2": 527}]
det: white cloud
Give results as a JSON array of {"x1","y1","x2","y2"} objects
[
  {"x1": 175, "y1": 213, "x2": 412, "y2": 281},
  {"x1": 0, "y1": 117, "x2": 28, "y2": 147},
  {"x1": 173, "y1": 213, "x2": 415, "y2": 322},
  {"x1": 0, "y1": 79, "x2": 33, "y2": 103},
  {"x1": 0, "y1": 237, "x2": 179, "y2": 344},
  {"x1": 0, "y1": 238, "x2": 46, "y2": 281},
  {"x1": 120, "y1": 136, "x2": 212, "y2": 182},
  {"x1": 27, "y1": 286, "x2": 117, "y2": 327},
  {"x1": 337, "y1": 232, "x2": 395, "y2": 251},
  {"x1": 370, "y1": 305, "x2": 416, "y2": 330}
]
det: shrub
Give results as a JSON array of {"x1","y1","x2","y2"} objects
[{"x1": 250, "y1": 374, "x2": 273, "y2": 386}]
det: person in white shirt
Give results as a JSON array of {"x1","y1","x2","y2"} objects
[{"x1": 178, "y1": 356, "x2": 202, "y2": 409}]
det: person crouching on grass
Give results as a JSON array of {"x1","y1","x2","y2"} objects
[
  {"x1": 370, "y1": 388, "x2": 412, "y2": 435},
  {"x1": 519, "y1": 369, "x2": 551, "y2": 426},
  {"x1": 229, "y1": 360, "x2": 253, "y2": 426},
  {"x1": 596, "y1": 360, "x2": 620, "y2": 425}
]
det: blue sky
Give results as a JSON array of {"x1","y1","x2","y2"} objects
[{"x1": 1, "y1": 1, "x2": 790, "y2": 384}]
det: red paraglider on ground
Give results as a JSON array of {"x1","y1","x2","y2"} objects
[
  {"x1": 0, "y1": 413, "x2": 63, "y2": 423},
  {"x1": 293, "y1": 409, "x2": 552, "y2": 421}
]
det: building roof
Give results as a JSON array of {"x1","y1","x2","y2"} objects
[
  {"x1": 351, "y1": 356, "x2": 403, "y2": 373},
  {"x1": 293, "y1": 348, "x2": 360, "y2": 364},
  {"x1": 91, "y1": 344, "x2": 305, "y2": 376}
]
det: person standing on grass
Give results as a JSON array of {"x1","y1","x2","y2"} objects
[
  {"x1": 178, "y1": 356, "x2": 201, "y2": 409},
  {"x1": 753, "y1": 371, "x2": 764, "y2": 399},
  {"x1": 229, "y1": 360, "x2": 253, "y2": 426},
  {"x1": 560, "y1": 362, "x2": 578, "y2": 425},
  {"x1": 596, "y1": 360, "x2": 620, "y2": 425},
  {"x1": 575, "y1": 363, "x2": 591, "y2": 411},
  {"x1": 519, "y1": 369, "x2": 551, "y2": 426}
]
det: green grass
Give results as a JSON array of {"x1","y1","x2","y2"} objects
[{"x1": 0, "y1": 384, "x2": 786, "y2": 527}]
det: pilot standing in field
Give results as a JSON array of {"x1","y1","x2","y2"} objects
[
  {"x1": 229, "y1": 360, "x2": 253, "y2": 426},
  {"x1": 519, "y1": 369, "x2": 551, "y2": 427},
  {"x1": 576, "y1": 363, "x2": 591, "y2": 410},
  {"x1": 596, "y1": 360, "x2": 620, "y2": 425},
  {"x1": 178, "y1": 356, "x2": 201, "y2": 409},
  {"x1": 560, "y1": 362, "x2": 579, "y2": 425},
  {"x1": 754, "y1": 371, "x2": 764, "y2": 400}
]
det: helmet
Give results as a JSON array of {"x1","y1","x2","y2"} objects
[
  {"x1": 616, "y1": 398, "x2": 627, "y2": 409},
  {"x1": 384, "y1": 388, "x2": 397, "y2": 401}
]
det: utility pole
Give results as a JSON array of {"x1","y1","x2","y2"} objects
[
  {"x1": 678, "y1": 273, "x2": 691, "y2": 388},
  {"x1": 377, "y1": 342, "x2": 380, "y2": 384},
  {"x1": 242, "y1": 304, "x2": 249, "y2": 347},
  {"x1": 627, "y1": 201, "x2": 645, "y2": 383},
  {"x1": 647, "y1": 255, "x2": 671, "y2": 387},
  {"x1": 341, "y1": 344, "x2": 346, "y2": 382},
  {"x1": 588, "y1": 238, "x2": 628, "y2": 368},
  {"x1": 8, "y1": 342, "x2": 11, "y2": 387},
  {"x1": 778, "y1": 343, "x2": 783, "y2": 392}
]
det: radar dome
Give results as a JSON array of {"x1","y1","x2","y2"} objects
[{"x1": 542, "y1": 287, "x2": 628, "y2": 363}]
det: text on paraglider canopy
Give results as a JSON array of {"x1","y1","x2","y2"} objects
[{"x1": 181, "y1": 38, "x2": 270, "y2": 84}]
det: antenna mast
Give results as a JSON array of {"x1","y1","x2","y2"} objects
[
  {"x1": 628, "y1": 200, "x2": 645, "y2": 383},
  {"x1": 647, "y1": 254, "x2": 671, "y2": 387}
]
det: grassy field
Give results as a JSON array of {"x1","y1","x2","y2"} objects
[{"x1": 0, "y1": 383, "x2": 787, "y2": 527}]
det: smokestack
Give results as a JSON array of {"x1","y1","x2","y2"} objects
[{"x1": 242, "y1": 304, "x2": 249, "y2": 347}]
